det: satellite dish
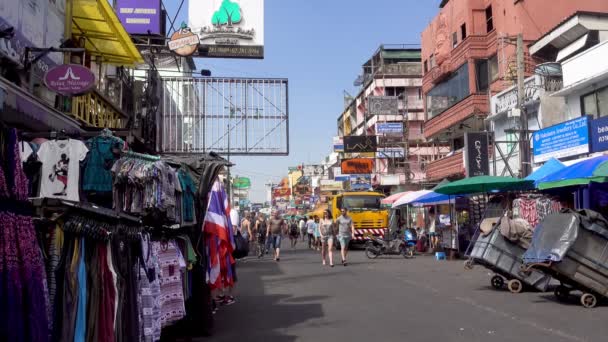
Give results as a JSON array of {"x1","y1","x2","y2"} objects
[{"x1": 534, "y1": 62, "x2": 562, "y2": 77}]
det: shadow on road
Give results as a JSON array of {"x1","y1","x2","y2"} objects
[{"x1": 199, "y1": 256, "x2": 325, "y2": 342}]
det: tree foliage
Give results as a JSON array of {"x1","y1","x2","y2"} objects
[{"x1": 212, "y1": 0, "x2": 242, "y2": 27}]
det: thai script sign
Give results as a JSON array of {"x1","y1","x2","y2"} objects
[
  {"x1": 341, "y1": 158, "x2": 374, "y2": 175},
  {"x1": 376, "y1": 122, "x2": 403, "y2": 135}
]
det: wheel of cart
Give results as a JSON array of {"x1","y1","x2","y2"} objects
[
  {"x1": 553, "y1": 285, "x2": 571, "y2": 302},
  {"x1": 464, "y1": 223, "x2": 552, "y2": 294},
  {"x1": 507, "y1": 279, "x2": 523, "y2": 293},
  {"x1": 491, "y1": 275, "x2": 504, "y2": 289}
]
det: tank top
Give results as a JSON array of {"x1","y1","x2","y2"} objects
[{"x1": 319, "y1": 219, "x2": 334, "y2": 236}]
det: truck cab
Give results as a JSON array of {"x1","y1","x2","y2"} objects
[{"x1": 331, "y1": 192, "x2": 389, "y2": 242}]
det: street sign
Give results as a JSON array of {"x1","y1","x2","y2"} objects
[
  {"x1": 302, "y1": 165, "x2": 324, "y2": 177},
  {"x1": 533, "y1": 116, "x2": 590, "y2": 163},
  {"x1": 376, "y1": 122, "x2": 403, "y2": 135},
  {"x1": 341, "y1": 158, "x2": 374, "y2": 174},
  {"x1": 368, "y1": 96, "x2": 399, "y2": 115},
  {"x1": 464, "y1": 132, "x2": 490, "y2": 177},
  {"x1": 590, "y1": 116, "x2": 608, "y2": 153},
  {"x1": 44, "y1": 64, "x2": 95, "y2": 96},
  {"x1": 344, "y1": 135, "x2": 377, "y2": 153}
]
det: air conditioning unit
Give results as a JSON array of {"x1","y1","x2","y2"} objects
[{"x1": 508, "y1": 108, "x2": 521, "y2": 118}]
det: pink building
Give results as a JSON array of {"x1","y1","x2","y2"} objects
[{"x1": 420, "y1": 0, "x2": 608, "y2": 181}]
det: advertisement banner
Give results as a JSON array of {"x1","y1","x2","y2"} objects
[
  {"x1": 116, "y1": 0, "x2": 162, "y2": 35},
  {"x1": 380, "y1": 174, "x2": 400, "y2": 186},
  {"x1": 44, "y1": 65, "x2": 96, "y2": 96},
  {"x1": 232, "y1": 177, "x2": 251, "y2": 189},
  {"x1": 189, "y1": 0, "x2": 265, "y2": 59},
  {"x1": 320, "y1": 180, "x2": 344, "y2": 192},
  {"x1": 368, "y1": 96, "x2": 399, "y2": 116},
  {"x1": 350, "y1": 174, "x2": 372, "y2": 191},
  {"x1": 590, "y1": 116, "x2": 608, "y2": 153},
  {"x1": 302, "y1": 165, "x2": 324, "y2": 177},
  {"x1": 376, "y1": 147, "x2": 405, "y2": 159},
  {"x1": 333, "y1": 136, "x2": 344, "y2": 152},
  {"x1": 341, "y1": 158, "x2": 374, "y2": 174},
  {"x1": 376, "y1": 122, "x2": 403, "y2": 135},
  {"x1": 334, "y1": 176, "x2": 350, "y2": 182},
  {"x1": 464, "y1": 132, "x2": 490, "y2": 177},
  {"x1": 532, "y1": 116, "x2": 590, "y2": 163},
  {"x1": 343, "y1": 135, "x2": 377, "y2": 153}
]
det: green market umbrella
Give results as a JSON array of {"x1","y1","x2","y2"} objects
[
  {"x1": 434, "y1": 176, "x2": 533, "y2": 195},
  {"x1": 537, "y1": 155, "x2": 608, "y2": 190}
]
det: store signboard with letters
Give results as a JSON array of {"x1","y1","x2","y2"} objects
[
  {"x1": 464, "y1": 132, "x2": 490, "y2": 177},
  {"x1": 532, "y1": 116, "x2": 590, "y2": 163}
]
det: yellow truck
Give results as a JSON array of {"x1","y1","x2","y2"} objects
[{"x1": 330, "y1": 191, "x2": 389, "y2": 243}]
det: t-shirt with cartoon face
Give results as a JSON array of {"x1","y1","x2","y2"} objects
[{"x1": 38, "y1": 139, "x2": 88, "y2": 202}]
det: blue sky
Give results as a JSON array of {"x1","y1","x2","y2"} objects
[{"x1": 165, "y1": 0, "x2": 439, "y2": 202}]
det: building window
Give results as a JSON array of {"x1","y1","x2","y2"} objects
[
  {"x1": 452, "y1": 32, "x2": 458, "y2": 48},
  {"x1": 476, "y1": 59, "x2": 489, "y2": 92},
  {"x1": 581, "y1": 86, "x2": 608, "y2": 118},
  {"x1": 475, "y1": 55, "x2": 499, "y2": 92},
  {"x1": 430, "y1": 54, "x2": 436, "y2": 68},
  {"x1": 426, "y1": 62, "x2": 470, "y2": 119},
  {"x1": 418, "y1": 88, "x2": 422, "y2": 100},
  {"x1": 385, "y1": 87, "x2": 405, "y2": 97},
  {"x1": 461, "y1": 23, "x2": 467, "y2": 40},
  {"x1": 489, "y1": 55, "x2": 498, "y2": 81},
  {"x1": 485, "y1": 5, "x2": 494, "y2": 33},
  {"x1": 424, "y1": 60, "x2": 428, "y2": 73}
]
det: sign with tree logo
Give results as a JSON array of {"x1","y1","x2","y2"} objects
[{"x1": 189, "y1": 0, "x2": 265, "y2": 59}]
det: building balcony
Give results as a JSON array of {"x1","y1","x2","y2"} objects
[
  {"x1": 426, "y1": 151, "x2": 464, "y2": 181},
  {"x1": 67, "y1": 89, "x2": 129, "y2": 129},
  {"x1": 423, "y1": 31, "x2": 497, "y2": 93},
  {"x1": 424, "y1": 94, "x2": 490, "y2": 138},
  {"x1": 377, "y1": 62, "x2": 422, "y2": 78}
]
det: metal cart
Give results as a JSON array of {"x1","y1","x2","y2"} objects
[
  {"x1": 465, "y1": 222, "x2": 552, "y2": 294},
  {"x1": 522, "y1": 212, "x2": 608, "y2": 308}
]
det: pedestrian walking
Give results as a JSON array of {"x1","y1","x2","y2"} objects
[
  {"x1": 313, "y1": 216, "x2": 321, "y2": 251},
  {"x1": 299, "y1": 216, "x2": 307, "y2": 242},
  {"x1": 241, "y1": 213, "x2": 253, "y2": 255},
  {"x1": 267, "y1": 212, "x2": 287, "y2": 261},
  {"x1": 254, "y1": 214, "x2": 268, "y2": 258},
  {"x1": 337, "y1": 208, "x2": 355, "y2": 266},
  {"x1": 288, "y1": 217, "x2": 300, "y2": 249},
  {"x1": 306, "y1": 216, "x2": 316, "y2": 249},
  {"x1": 319, "y1": 210, "x2": 335, "y2": 267}
]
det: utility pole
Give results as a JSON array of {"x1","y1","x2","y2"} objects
[
  {"x1": 517, "y1": 34, "x2": 531, "y2": 178},
  {"x1": 227, "y1": 124, "x2": 231, "y2": 203}
]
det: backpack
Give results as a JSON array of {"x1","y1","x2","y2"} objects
[{"x1": 290, "y1": 222, "x2": 299, "y2": 234}]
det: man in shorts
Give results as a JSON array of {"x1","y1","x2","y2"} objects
[
  {"x1": 337, "y1": 208, "x2": 355, "y2": 266},
  {"x1": 299, "y1": 216, "x2": 307, "y2": 242},
  {"x1": 267, "y1": 212, "x2": 287, "y2": 261}
]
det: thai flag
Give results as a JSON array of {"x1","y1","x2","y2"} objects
[{"x1": 203, "y1": 180, "x2": 235, "y2": 289}]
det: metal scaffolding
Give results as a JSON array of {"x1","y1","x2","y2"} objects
[{"x1": 159, "y1": 77, "x2": 289, "y2": 155}]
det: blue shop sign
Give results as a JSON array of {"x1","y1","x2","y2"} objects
[
  {"x1": 376, "y1": 122, "x2": 403, "y2": 135},
  {"x1": 532, "y1": 116, "x2": 590, "y2": 163},
  {"x1": 590, "y1": 116, "x2": 608, "y2": 153}
]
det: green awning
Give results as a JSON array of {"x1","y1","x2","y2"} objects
[{"x1": 434, "y1": 176, "x2": 533, "y2": 195}]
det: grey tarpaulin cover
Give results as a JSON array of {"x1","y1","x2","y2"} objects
[{"x1": 523, "y1": 209, "x2": 608, "y2": 263}]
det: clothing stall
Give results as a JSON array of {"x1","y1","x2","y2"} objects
[{"x1": 0, "y1": 125, "x2": 234, "y2": 342}]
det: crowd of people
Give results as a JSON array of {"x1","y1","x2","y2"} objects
[{"x1": 233, "y1": 209, "x2": 356, "y2": 267}]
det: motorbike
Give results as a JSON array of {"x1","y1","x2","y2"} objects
[{"x1": 365, "y1": 229, "x2": 415, "y2": 259}]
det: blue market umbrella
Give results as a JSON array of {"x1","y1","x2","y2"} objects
[
  {"x1": 525, "y1": 158, "x2": 565, "y2": 185},
  {"x1": 410, "y1": 191, "x2": 452, "y2": 205},
  {"x1": 537, "y1": 155, "x2": 608, "y2": 190}
]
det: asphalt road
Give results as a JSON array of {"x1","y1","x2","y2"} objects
[{"x1": 207, "y1": 244, "x2": 608, "y2": 342}]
